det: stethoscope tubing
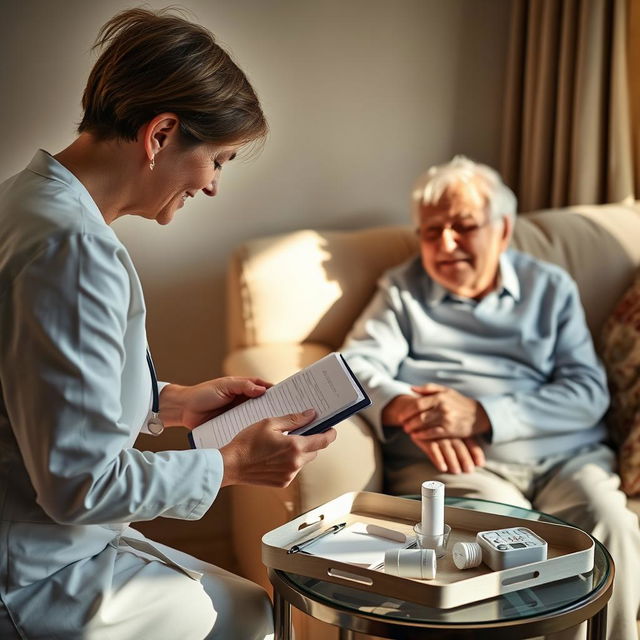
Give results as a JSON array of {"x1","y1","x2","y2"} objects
[{"x1": 146, "y1": 350, "x2": 160, "y2": 414}]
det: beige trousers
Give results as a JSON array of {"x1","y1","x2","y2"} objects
[{"x1": 386, "y1": 443, "x2": 640, "y2": 640}]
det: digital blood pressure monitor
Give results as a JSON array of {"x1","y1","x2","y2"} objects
[
  {"x1": 453, "y1": 527, "x2": 548, "y2": 571},
  {"x1": 476, "y1": 527, "x2": 547, "y2": 570}
]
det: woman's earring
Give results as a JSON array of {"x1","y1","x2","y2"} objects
[{"x1": 149, "y1": 156, "x2": 156, "y2": 171}]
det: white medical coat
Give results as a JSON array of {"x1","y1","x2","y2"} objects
[{"x1": 0, "y1": 150, "x2": 223, "y2": 637}]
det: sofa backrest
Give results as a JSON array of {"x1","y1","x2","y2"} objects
[{"x1": 227, "y1": 202, "x2": 640, "y2": 353}]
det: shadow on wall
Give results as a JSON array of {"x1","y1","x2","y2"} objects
[{"x1": 144, "y1": 272, "x2": 228, "y2": 385}]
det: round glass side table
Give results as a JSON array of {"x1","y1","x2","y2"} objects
[{"x1": 268, "y1": 496, "x2": 613, "y2": 640}]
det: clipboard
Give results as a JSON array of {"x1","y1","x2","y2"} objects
[{"x1": 188, "y1": 352, "x2": 371, "y2": 448}]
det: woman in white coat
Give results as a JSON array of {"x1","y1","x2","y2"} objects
[{"x1": 0, "y1": 9, "x2": 336, "y2": 639}]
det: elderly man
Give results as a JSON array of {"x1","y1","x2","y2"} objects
[{"x1": 342, "y1": 156, "x2": 640, "y2": 639}]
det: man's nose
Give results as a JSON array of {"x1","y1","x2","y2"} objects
[{"x1": 440, "y1": 227, "x2": 458, "y2": 251}]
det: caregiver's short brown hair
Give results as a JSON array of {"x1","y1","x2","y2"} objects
[{"x1": 79, "y1": 8, "x2": 267, "y2": 147}]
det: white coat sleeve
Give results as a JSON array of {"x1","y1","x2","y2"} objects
[{"x1": 0, "y1": 232, "x2": 222, "y2": 525}]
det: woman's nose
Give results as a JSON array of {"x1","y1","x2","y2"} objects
[{"x1": 202, "y1": 179, "x2": 218, "y2": 197}]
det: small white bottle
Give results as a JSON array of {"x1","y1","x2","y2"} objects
[
  {"x1": 384, "y1": 548, "x2": 436, "y2": 580},
  {"x1": 421, "y1": 480, "x2": 444, "y2": 538}
]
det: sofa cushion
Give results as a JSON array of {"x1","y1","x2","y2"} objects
[
  {"x1": 601, "y1": 269, "x2": 640, "y2": 496},
  {"x1": 510, "y1": 203, "x2": 640, "y2": 341},
  {"x1": 226, "y1": 203, "x2": 640, "y2": 353},
  {"x1": 226, "y1": 227, "x2": 418, "y2": 351}
]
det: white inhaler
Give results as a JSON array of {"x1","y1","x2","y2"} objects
[
  {"x1": 421, "y1": 480, "x2": 444, "y2": 538},
  {"x1": 414, "y1": 480, "x2": 449, "y2": 556}
]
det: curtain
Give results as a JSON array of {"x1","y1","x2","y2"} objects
[
  {"x1": 501, "y1": 0, "x2": 635, "y2": 212},
  {"x1": 631, "y1": 0, "x2": 640, "y2": 193}
]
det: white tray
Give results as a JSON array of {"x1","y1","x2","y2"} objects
[{"x1": 262, "y1": 491, "x2": 595, "y2": 609}]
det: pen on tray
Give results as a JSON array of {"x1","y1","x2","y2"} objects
[{"x1": 287, "y1": 522, "x2": 347, "y2": 554}]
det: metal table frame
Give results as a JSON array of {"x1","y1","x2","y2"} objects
[{"x1": 271, "y1": 567, "x2": 612, "y2": 640}]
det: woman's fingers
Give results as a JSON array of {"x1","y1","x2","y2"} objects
[{"x1": 219, "y1": 412, "x2": 336, "y2": 488}]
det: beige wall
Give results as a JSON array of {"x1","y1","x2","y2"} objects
[{"x1": 0, "y1": 0, "x2": 511, "y2": 568}]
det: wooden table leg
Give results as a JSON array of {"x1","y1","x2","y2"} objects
[
  {"x1": 273, "y1": 588, "x2": 292, "y2": 640},
  {"x1": 586, "y1": 605, "x2": 607, "y2": 640}
]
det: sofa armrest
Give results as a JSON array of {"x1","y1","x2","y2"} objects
[{"x1": 223, "y1": 343, "x2": 383, "y2": 589}]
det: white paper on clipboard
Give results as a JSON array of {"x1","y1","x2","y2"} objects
[{"x1": 300, "y1": 522, "x2": 416, "y2": 568}]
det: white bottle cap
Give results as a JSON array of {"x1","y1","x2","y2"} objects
[
  {"x1": 452, "y1": 541, "x2": 483, "y2": 570},
  {"x1": 421, "y1": 480, "x2": 445, "y2": 498}
]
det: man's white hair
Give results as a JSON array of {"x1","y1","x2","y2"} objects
[{"x1": 411, "y1": 155, "x2": 517, "y2": 226}]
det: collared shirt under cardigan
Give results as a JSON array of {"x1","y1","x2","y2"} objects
[
  {"x1": 0, "y1": 151, "x2": 222, "y2": 636},
  {"x1": 341, "y1": 250, "x2": 609, "y2": 467}
]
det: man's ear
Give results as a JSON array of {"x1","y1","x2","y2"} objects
[
  {"x1": 140, "y1": 113, "x2": 180, "y2": 164},
  {"x1": 499, "y1": 214, "x2": 514, "y2": 249}
]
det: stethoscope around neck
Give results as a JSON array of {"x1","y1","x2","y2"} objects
[{"x1": 146, "y1": 350, "x2": 164, "y2": 435}]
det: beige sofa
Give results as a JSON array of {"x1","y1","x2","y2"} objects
[{"x1": 224, "y1": 202, "x2": 640, "y2": 637}]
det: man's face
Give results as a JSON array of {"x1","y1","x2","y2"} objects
[{"x1": 417, "y1": 186, "x2": 511, "y2": 299}]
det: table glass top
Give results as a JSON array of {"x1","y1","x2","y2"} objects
[{"x1": 282, "y1": 496, "x2": 610, "y2": 625}]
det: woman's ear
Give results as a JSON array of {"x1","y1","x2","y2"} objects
[{"x1": 141, "y1": 113, "x2": 180, "y2": 165}]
